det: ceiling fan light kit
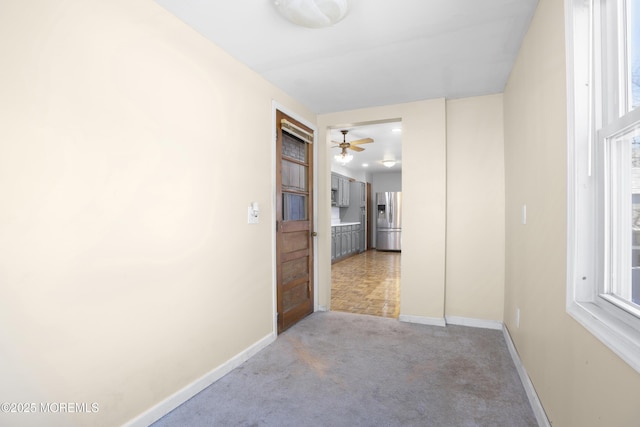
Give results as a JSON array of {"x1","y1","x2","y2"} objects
[
  {"x1": 272, "y1": 0, "x2": 350, "y2": 28},
  {"x1": 335, "y1": 153, "x2": 353, "y2": 164}
]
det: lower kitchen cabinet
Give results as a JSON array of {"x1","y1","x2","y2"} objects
[
  {"x1": 331, "y1": 226, "x2": 336, "y2": 261},
  {"x1": 331, "y1": 223, "x2": 361, "y2": 263},
  {"x1": 351, "y1": 227, "x2": 358, "y2": 254}
]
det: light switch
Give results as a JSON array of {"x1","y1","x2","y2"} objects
[
  {"x1": 522, "y1": 205, "x2": 527, "y2": 225},
  {"x1": 248, "y1": 202, "x2": 259, "y2": 224}
]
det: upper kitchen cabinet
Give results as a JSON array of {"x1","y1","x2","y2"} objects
[
  {"x1": 331, "y1": 174, "x2": 339, "y2": 191},
  {"x1": 331, "y1": 173, "x2": 350, "y2": 207}
]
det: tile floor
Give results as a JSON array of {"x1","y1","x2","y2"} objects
[{"x1": 330, "y1": 249, "x2": 400, "y2": 318}]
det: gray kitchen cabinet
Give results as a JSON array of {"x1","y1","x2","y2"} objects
[
  {"x1": 331, "y1": 173, "x2": 351, "y2": 208},
  {"x1": 359, "y1": 182, "x2": 366, "y2": 207},
  {"x1": 341, "y1": 178, "x2": 350, "y2": 206},
  {"x1": 359, "y1": 207, "x2": 366, "y2": 253},
  {"x1": 336, "y1": 176, "x2": 350, "y2": 207},
  {"x1": 341, "y1": 226, "x2": 350, "y2": 257},
  {"x1": 330, "y1": 173, "x2": 350, "y2": 207},
  {"x1": 351, "y1": 224, "x2": 359, "y2": 253},
  {"x1": 331, "y1": 227, "x2": 336, "y2": 261},
  {"x1": 331, "y1": 174, "x2": 339, "y2": 190},
  {"x1": 331, "y1": 223, "x2": 362, "y2": 263}
]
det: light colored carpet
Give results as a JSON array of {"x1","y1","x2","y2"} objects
[{"x1": 152, "y1": 311, "x2": 537, "y2": 426}]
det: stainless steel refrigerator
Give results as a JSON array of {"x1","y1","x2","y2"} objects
[{"x1": 376, "y1": 192, "x2": 402, "y2": 251}]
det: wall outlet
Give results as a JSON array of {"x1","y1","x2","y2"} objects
[{"x1": 516, "y1": 308, "x2": 521, "y2": 328}]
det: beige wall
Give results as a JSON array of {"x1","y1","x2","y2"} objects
[
  {"x1": 0, "y1": 1, "x2": 314, "y2": 426},
  {"x1": 503, "y1": 0, "x2": 640, "y2": 426},
  {"x1": 318, "y1": 96, "x2": 506, "y2": 325},
  {"x1": 6, "y1": 0, "x2": 638, "y2": 425},
  {"x1": 446, "y1": 95, "x2": 505, "y2": 322},
  {"x1": 318, "y1": 100, "x2": 447, "y2": 320}
]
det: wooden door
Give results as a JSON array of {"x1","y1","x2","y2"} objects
[{"x1": 276, "y1": 110, "x2": 314, "y2": 333}]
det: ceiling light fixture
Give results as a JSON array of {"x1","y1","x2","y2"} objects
[
  {"x1": 335, "y1": 152, "x2": 353, "y2": 164},
  {"x1": 272, "y1": 0, "x2": 350, "y2": 28},
  {"x1": 382, "y1": 160, "x2": 396, "y2": 168}
]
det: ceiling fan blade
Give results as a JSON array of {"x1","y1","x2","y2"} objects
[
  {"x1": 349, "y1": 138, "x2": 374, "y2": 145},
  {"x1": 348, "y1": 145, "x2": 365, "y2": 152}
]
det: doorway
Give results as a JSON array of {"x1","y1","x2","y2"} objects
[{"x1": 329, "y1": 119, "x2": 402, "y2": 318}]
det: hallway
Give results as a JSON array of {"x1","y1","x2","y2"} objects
[{"x1": 330, "y1": 250, "x2": 400, "y2": 318}]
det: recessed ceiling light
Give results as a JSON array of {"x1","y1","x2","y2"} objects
[
  {"x1": 362, "y1": 163, "x2": 369, "y2": 167},
  {"x1": 392, "y1": 128, "x2": 402, "y2": 133}
]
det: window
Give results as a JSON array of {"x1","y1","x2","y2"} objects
[{"x1": 567, "y1": 0, "x2": 640, "y2": 373}]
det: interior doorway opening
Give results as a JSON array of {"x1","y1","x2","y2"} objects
[{"x1": 328, "y1": 119, "x2": 402, "y2": 318}]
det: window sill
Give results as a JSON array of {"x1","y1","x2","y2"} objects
[{"x1": 567, "y1": 300, "x2": 640, "y2": 373}]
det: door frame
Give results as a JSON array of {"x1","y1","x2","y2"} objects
[{"x1": 271, "y1": 102, "x2": 318, "y2": 334}]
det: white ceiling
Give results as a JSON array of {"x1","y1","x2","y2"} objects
[{"x1": 154, "y1": 0, "x2": 538, "y2": 173}]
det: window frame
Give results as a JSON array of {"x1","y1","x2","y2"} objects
[{"x1": 566, "y1": 0, "x2": 640, "y2": 373}]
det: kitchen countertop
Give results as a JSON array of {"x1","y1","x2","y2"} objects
[{"x1": 331, "y1": 222, "x2": 360, "y2": 227}]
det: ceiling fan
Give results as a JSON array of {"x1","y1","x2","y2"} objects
[{"x1": 332, "y1": 130, "x2": 373, "y2": 160}]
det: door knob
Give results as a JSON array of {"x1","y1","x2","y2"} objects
[{"x1": 311, "y1": 231, "x2": 318, "y2": 237}]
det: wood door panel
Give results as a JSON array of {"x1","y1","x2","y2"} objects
[
  {"x1": 283, "y1": 282, "x2": 310, "y2": 312},
  {"x1": 281, "y1": 302, "x2": 312, "y2": 332},
  {"x1": 281, "y1": 248, "x2": 309, "y2": 263},
  {"x1": 282, "y1": 231, "x2": 309, "y2": 254},
  {"x1": 282, "y1": 276, "x2": 309, "y2": 293},
  {"x1": 282, "y1": 256, "x2": 309, "y2": 284}
]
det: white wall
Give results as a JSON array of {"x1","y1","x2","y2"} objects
[
  {"x1": 503, "y1": 0, "x2": 640, "y2": 425},
  {"x1": 445, "y1": 95, "x2": 505, "y2": 322},
  {"x1": 0, "y1": 1, "x2": 314, "y2": 426},
  {"x1": 371, "y1": 172, "x2": 402, "y2": 193},
  {"x1": 331, "y1": 164, "x2": 367, "y2": 182}
]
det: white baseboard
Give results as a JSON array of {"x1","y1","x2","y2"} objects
[
  {"x1": 445, "y1": 316, "x2": 503, "y2": 330},
  {"x1": 398, "y1": 314, "x2": 446, "y2": 327},
  {"x1": 502, "y1": 326, "x2": 551, "y2": 427},
  {"x1": 123, "y1": 332, "x2": 277, "y2": 427}
]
